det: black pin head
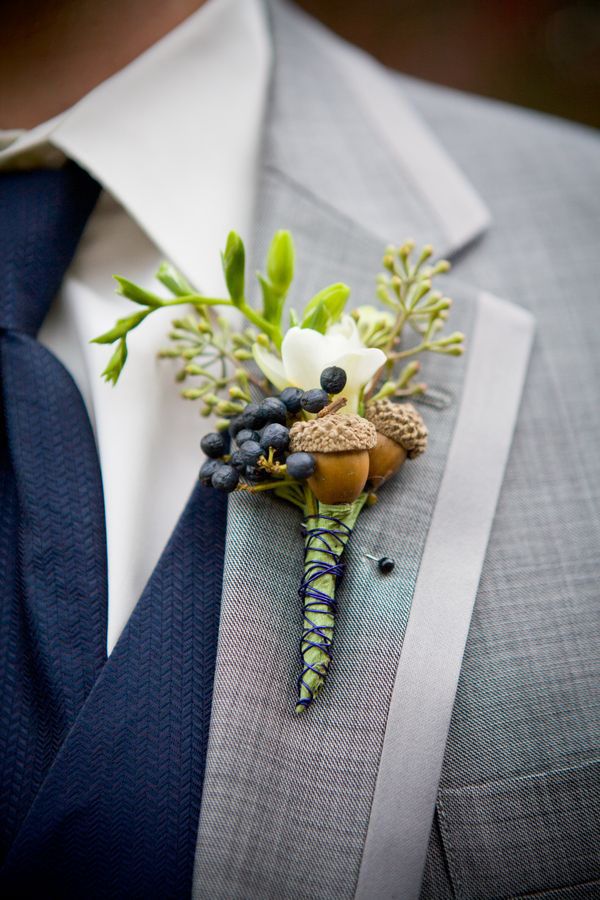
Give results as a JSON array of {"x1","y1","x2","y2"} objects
[
  {"x1": 365, "y1": 553, "x2": 395, "y2": 575},
  {"x1": 378, "y1": 556, "x2": 395, "y2": 574}
]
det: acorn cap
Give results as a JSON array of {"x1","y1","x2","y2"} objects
[
  {"x1": 289, "y1": 414, "x2": 377, "y2": 453},
  {"x1": 365, "y1": 399, "x2": 428, "y2": 458}
]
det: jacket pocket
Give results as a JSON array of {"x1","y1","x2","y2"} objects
[{"x1": 436, "y1": 758, "x2": 600, "y2": 899}]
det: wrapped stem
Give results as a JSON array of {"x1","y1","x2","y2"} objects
[{"x1": 296, "y1": 494, "x2": 367, "y2": 713}]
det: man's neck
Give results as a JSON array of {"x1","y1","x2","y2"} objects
[{"x1": 0, "y1": 0, "x2": 207, "y2": 129}]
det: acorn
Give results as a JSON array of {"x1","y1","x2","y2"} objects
[
  {"x1": 289, "y1": 413, "x2": 377, "y2": 504},
  {"x1": 364, "y1": 399, "x2": 428, "y2": 489}
]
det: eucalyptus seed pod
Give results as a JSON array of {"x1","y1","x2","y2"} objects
[
  {"x1": 364, "y1": 399, "x2": 428, "y2": 489},
  {"x1": 289, "y1": 414, "x2": 377, "y2": 504}
]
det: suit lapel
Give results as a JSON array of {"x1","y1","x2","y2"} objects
[
  {"x1": 193, "y1": 5, "x2": 531, "y2": 898},
  {"x1": 193, "y1": 172, "x2": 476, "y2": 900},
  {"x1": 259, "y1": 0, "x2": 490, "y2": 261}
]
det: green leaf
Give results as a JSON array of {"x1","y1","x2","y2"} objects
[
  {"x1": 156, "y1": 262, "x2": 194, "y2": 298},
  {"x1": 101, "y1": 338, "x2": 128, "y2": 385},
  {"x1": 221, "y1": 231, "x2": 245, "y2": 306},
  {"x1": 257, "y1": 273, "x2": 286, "y2": 328},
  {"x1": 91, "y1": 310, "x2": 149, "y2": 345},
  {"x1": 289, "y1": 307, "x2": 299, "y2": 327},
  {"x1": 113, "y1": 276, "x2": 164, "y2": 308},
  {"x1": 301, "y1": 283, "x2": 350, "y2": 333},
  {"x1": 266, "y1": 230, "x2": 294, "y2": 292}
]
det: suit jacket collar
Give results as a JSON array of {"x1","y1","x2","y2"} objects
[{"x1": 264, "y1": 0, "x2": 491, "y2": 259}]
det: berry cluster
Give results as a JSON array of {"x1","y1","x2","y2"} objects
[{"x1": 198, "y1": 366, "x2": 348, "y2": 493}]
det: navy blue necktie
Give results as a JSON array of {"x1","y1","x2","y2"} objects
[
  {"x1": 0, "y1": 164, "x2": 107, "y2": 857},
  {"x1": 1, "y1": 164, "x2": 228, "y2": 896}
]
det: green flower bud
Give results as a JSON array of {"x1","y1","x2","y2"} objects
[
  {"x1": 221, "y1": 231, "x2": 245, "y2": 305},
  {"x1": 266, "y1": 230, "x2": 295, "y2": 291},
  {"x1": 229, "y1": 386, "x2": 248, "y2": 401},
  {"x1": 181, "y1": 388, "x2": 206, "y2": 400}
]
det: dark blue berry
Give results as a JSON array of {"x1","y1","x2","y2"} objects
[
  {"x1": 301, "y1": 388, "x2": 330, "y2": 413},
  {"x1": 200, "y1": 432, "x2": 227, "y2": 458},
  {"x1": 279, "y1": 386, "x2": 304, "y2": 414},
  {"x1": 229, "y1": 402, "x2": 261, "y2": 433},
  {"x1": 260, "y1": 423, "x2": 289, "y2": 452},
  {"x1": 211, "y1": 464, "x2": 239, "y2": 492},
  {"x1": 235, "y1": 428, "x2": 259, "y2": 447},
  {"x1": 229, "y1": 450, "x2": 246, "y2": 471},
  {"x1": 199, "y1": 458, "x2": 222, "y2": 486},
  {"x1": 248, "y1": 406, "x2": 265, "y2": 429},
  {"x1": 240, "y1": 440, "x2": 264, "y2": 466},
  {"x1": 286, "y1": 452, "x2": 316, "y2": 480},
  {"x1": 259, "y1": 396, "x2": 287, "y2": 425},
  {"x1": 320, "y1": 366, "x2": 347, "y2": 395},
  {"x1": 244, "y1": 401, "x2": 264, "y2": 425},
  {"x1": 228, "y1": 416, "x2": 243, "y2": 438}
]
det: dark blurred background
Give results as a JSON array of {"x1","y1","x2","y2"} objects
[{"x1": 296, "y1": 0, "x2": 600, "y2": 129}]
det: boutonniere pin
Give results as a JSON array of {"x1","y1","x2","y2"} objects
[{"x1": 94, "y1": 233, "x2": 463, "y2": 713}]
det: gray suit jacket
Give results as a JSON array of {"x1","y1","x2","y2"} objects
[{"x1": 193, "y1": 3, "x2": 600, "y2": 898}]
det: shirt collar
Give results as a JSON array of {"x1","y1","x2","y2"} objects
[{"x1": 0, "y1": 0, "x2": 272, "y2": 295}]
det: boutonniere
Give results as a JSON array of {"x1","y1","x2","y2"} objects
[{"x1": 94, "y1": 233, "x2": 463, "y2": 713}]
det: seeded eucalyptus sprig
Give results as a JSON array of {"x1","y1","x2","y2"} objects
[
  {"x1": 157, "y1": 314, "x2": 268, "y2": 423},
  {"x1": 358, "y1": 240, "x2": 464, "y2": 402}
]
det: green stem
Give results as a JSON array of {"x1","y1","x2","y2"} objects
[
  {"x1": 167, "y1": 294, "x2": 282, "y2": 348},
  {"x1": 238, "y1": 301, "x2": 282, "y2": 349},
  {"x1": 389, "y1": 340, "x2": 429, "y2": 361},
  {"x1": 239, "y1": 479, "x2": 298, "y2": 493},
  {"x1": 163, "y1": 295, "x2": 235, "y2": 308},
  {"x1": 296, "y1": 494, "x2": 367, "y2": 713}
]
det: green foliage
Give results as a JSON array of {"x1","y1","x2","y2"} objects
[
  {"x1": 92, "y1": 230, "x2": 463, "y2": 408},
  {"x1": 92, "y1": 310, "x2": 150, "y2": 345},
  {"x1": 257, "y1": 274, "x2": 285, "y2": 329},
  {"x1": 113, "y1": 277, "x2": 164, "y2": 308},
  {"x1": 266, "y1": 230, "x2": 294, "y2": 292},
  {"x1": 301, "y1": 283, "x2": 350, "y2": 333},
  {"x1": 101, "y1": 338, "x2": 128, "y2": 385},
  {"x1": 257, "y1": 231, "x2": 295, "y2": 330},
  {"x1": 221, "y1": 231, "x2": 245, "y2": 306},
  {"x1": 155, "y1": 262, "x2": 194, "y2": 297}
]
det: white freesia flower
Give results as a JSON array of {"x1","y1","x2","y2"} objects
[{"x1": 253, "y1": 315, "x2": 386, "y2": 413}]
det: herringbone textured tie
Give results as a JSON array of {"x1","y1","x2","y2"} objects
[
  {"x1": 0, "y1": 163, "x2": 107, "y2": 857},
  {"x1": 1, "y1": 164, "x2": 229, "y2": 897}
]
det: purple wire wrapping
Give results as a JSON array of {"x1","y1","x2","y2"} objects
[{"x1": 296, "y1": 514, "x2": 353, "y2": 710}]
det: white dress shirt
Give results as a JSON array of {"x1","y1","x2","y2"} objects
[{"x1": 0, "y1": 0, "x2": 271, "y2": 652}]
